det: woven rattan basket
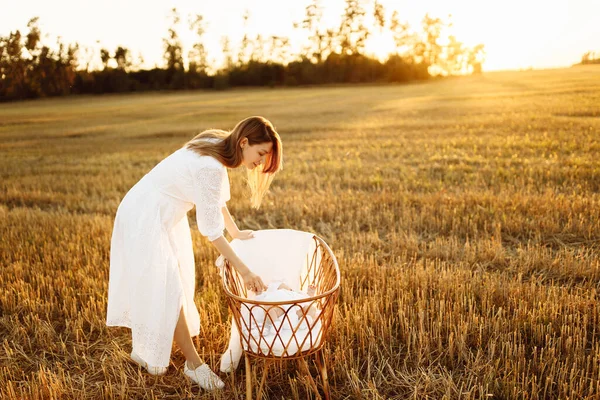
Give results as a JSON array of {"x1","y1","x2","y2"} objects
[{"x1": 221, "y1": 231, "x2": 340, "y2": 399}]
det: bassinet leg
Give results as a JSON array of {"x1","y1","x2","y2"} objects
[
  {"x1": 296, "y1": 358, "x2": 321, "y2": 400},
  {"x1": 315, "y1": 349, "x2": 331, "y2": 400},
  {"x1": 257, "y1": 359, "x2": 271, "y2": 399},
  {"x1": 245, "y1": 353, "x2": 253, "y2": 400}
]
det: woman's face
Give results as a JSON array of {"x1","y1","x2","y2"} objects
[{"x1": 241, "y1": 139, "x2": 273, "y2": 170}]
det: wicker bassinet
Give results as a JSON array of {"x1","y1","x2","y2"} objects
[{"x1": 220, "y1": 229, "x2": 340, "y2": 399}]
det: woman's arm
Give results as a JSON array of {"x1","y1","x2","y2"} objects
[
  {"x1": 221, "y1": 206, "x2": 240, "y2": 237},
  {"x1": 222, "y1": 206, "x2": 255, "y2": 240},
  {"x1": 211, "y1": 235, "x2": 266, "y2": 293}
]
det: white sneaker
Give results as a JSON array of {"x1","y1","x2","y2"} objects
[
  {"x1": 130, "y1": 351, "x2": 167, "y2": 376},
  {"x1": 183, "y1": 362, "x2": 225, "y2": 390}
]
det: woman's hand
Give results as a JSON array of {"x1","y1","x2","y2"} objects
[
  {"x1": 242, "y1": 271, "x2": 267, "y2": 294},
  {"x1": 232, "y1": 230, "x2": 255, "y2": 240}
]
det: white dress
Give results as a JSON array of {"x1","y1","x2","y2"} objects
[{"x1": 106, "y1": 144, "x2": 230, "y2": 368}]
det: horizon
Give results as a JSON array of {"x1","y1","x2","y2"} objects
[{"x1": 1, "y1": 0, "x2": 599, "y2": 73}]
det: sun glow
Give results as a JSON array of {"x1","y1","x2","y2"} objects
[{"x1": 364, "y1": 31, "x2": 396, "y2": 62}]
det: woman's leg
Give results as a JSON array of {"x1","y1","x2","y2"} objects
[{"x1": 174, "y1": 307, "x2": 204, "y2": 369}]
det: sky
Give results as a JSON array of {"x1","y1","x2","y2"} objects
[{"x1": 1, "y1": 0, "x2": 598, "y2": 72}]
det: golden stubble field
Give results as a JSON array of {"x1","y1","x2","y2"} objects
[{"x1": 1, "y1": 66, "x2": 600, "y2": 399}]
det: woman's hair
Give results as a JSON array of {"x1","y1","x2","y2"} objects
[{"x1": 185, "y1": 116, "x2": 283, "y2": 209}]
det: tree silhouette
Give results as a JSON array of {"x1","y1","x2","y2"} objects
[
  {"x1": 296, "y1": 0, "x2": 328, "y2": 63},
  {"x1": 188, "y1": 14, "x2": 208, "y2": 74},
  {"x1": 467, "y1": 43, "x2": 485, "y2": 74},
  {"x1": 444, "y1": 35, "x2": 464, "y2": 75},
  {"x1": 220, "y1": 36, "x2": 234, "y2": 71},
  {"x1": 250, "y1": 34, "x2": 266, "y2": 63},
  {"x1": 56, "y1": 39, "x2": 79, "y2": 90},
  {"x1": 338, "y1": 0, "x2": 370, "y2": 56},
  {"x1": 163, "y1": 8, "x2": 185, "y2": 89},
  {"x1": 389, "y1": 11, "x2": 412, "y2": 56},
  {"x1": 420, "y1": 13, "x2": 447, "y2": 74},
  {"x1": 100, "y1": 48, "x2": 110, "y2": 70},
  {"x1": 23, "y1": 18, "x2": 42, "y2": 96},
  {"x1": 163, "y1": 8, "x2": 184, "y2": 71},
  {"x1": 114, "y1": 46, "x2": 131, "y2": 71},
  {"x1": 580, "y1": 51, "x2": 600, "y2": 64},
  {"x1": 269, "y1": 36, "x2": 291, "y2": 65},
  {"x1": 80, "y1": 45, "x2": 95, "y2": 72},
  {"x1": 237, "y1": 10, "x2": 252, "y2": 65},
  {"x1": 1, "y1": 30, "x2": 26, "y2": 99},
  {"x1": 373, "y1": 1, "x2": 386, "y2": 32}
]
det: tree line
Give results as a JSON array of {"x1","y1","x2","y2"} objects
[
  {"x1": 0, "y1": 0, "x2": 486, "y2": 102},
  {"x1": 580, "y1": 51, "x2": 600, "y2": 65}
]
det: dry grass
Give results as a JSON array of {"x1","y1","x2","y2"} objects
[{"x1": 1, "y1": 66, "x2": 600, "y2": 399}]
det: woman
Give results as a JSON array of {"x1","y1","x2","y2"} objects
[{"x1": 106, "y1": 116, "x2": 282, "y2": 389}]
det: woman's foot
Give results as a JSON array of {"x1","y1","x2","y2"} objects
[
  {"x1": 184, "y1": 361, "x2": 225, "y2": 390},
  {"x1": 130, "y1": 351, "x2": 167, "y2": 376}
]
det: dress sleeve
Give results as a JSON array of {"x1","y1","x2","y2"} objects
[{"x1": 194, "y1": 165, "x2": 227, "y2": 241}]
